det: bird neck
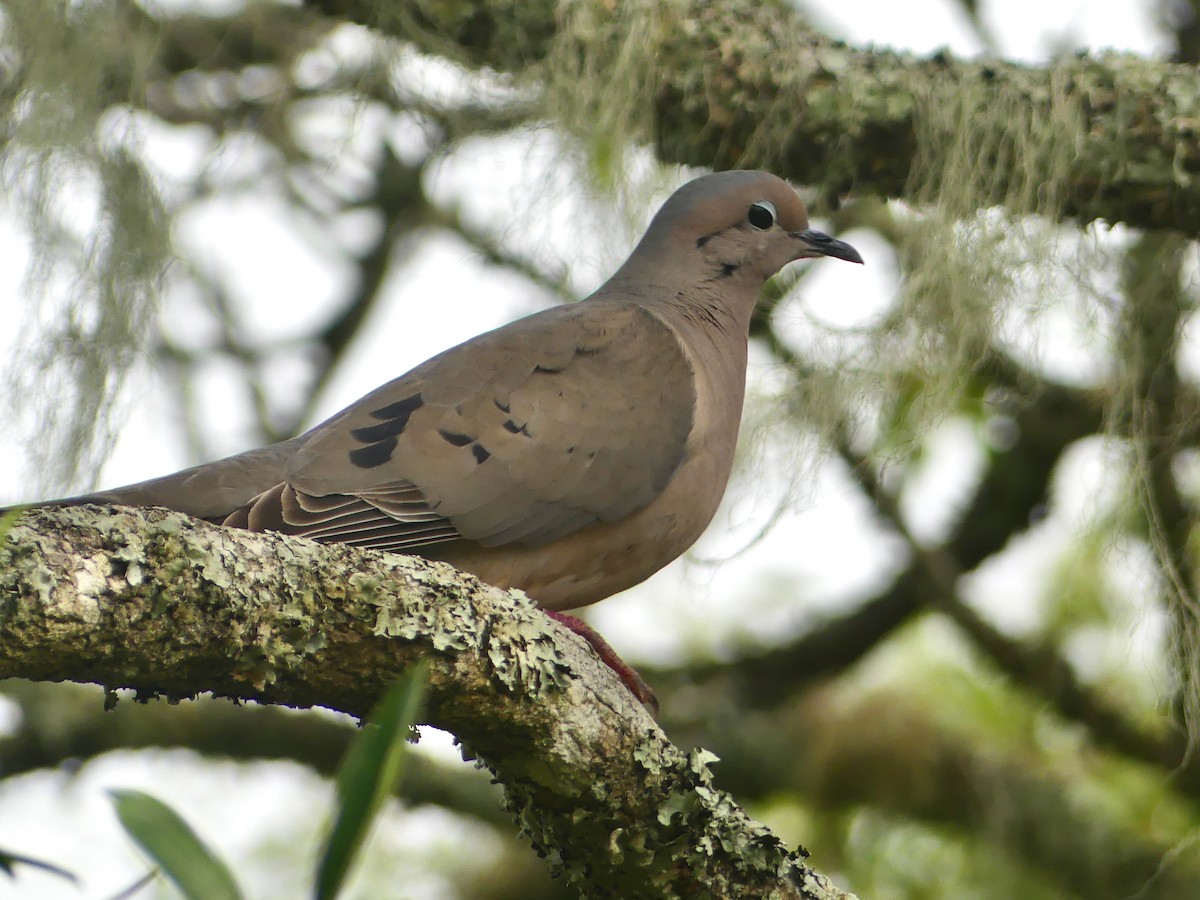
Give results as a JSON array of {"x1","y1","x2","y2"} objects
[{"x1": 604, "y1": 252, "x2": 761, "y2": 338}]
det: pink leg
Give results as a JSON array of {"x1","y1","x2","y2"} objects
[{"x1": 544, "y1": 611, "x2": 659, "y2": 716}]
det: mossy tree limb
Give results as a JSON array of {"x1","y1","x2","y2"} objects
[
  {"x1": 0, "y1": 505, "x2": 852, "y2": 900},
  {"x1": 306, "y1": 0, "x2": 1200, "y2": 233}
]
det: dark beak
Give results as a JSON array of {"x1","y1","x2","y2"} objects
[{"x1": 795, "y1": 228, "x2": 863, "y2": 264}]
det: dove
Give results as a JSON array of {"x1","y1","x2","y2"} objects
[{"x1": 31, "y1": 170, "x2": 862, "y2": 710}]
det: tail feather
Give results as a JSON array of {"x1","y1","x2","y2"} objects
[{"x1": 9, "y1": 438, "x2": 303, "y2": 523}]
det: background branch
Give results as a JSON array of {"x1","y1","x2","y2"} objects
[{"x1": 309, "y1": 0, "x2": 1200, "y2": 233}]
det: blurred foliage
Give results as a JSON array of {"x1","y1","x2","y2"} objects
[
  {"x1": 103, "y1": 667, "x2": 426, "y2": 900},
  {"x1": 0, "y1": 845, "x2": 77, "y2": 885}
]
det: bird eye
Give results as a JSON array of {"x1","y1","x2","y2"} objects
[{"x1": 747, "y1": 201, "x2": 776, "y2": 230}]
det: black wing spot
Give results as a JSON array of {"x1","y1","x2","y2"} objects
[
  {"x1": 438, "y1": 429, "x2": 474, "y2": 447},
  {"x1": 720, "y1": 262, "x2": 739, "y2": 277},
  {"x1": 566, "y1": 446, "x2": 574, "y2": 454},
  {"x1": 349, "y1": 437, "x2": 397, "y2": 469},
  {"x1": 696, "y1": 235, "x2": 711, "y2": 248},
  {"x1": 472, "y1": 443, "x2": 491, "y2": 464},
  {"x1": 503, "y1": 419, "x2": 531, "y2": 436},
  {"x1": 352, "y1": 418, "x2": 408, "y2": 443},
  {"x1": 534, "y1": 363, "x2": 565, "y2": 374},
  {"x1": 356, "y1": 393, "x2": 423, "y2": 443},
  {"x1": 370, "y1": 393, "x2": 423, "y2": 422},
  {"x1": 494, "y1": 399, "x2": 511, "y2": 413}
]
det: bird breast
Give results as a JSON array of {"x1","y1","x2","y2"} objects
[{"x1": 432, "y1": 300, "x2": 751, "y2": 611}]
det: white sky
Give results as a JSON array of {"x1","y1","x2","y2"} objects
[{"x1": 0, "y1": 2, "x2": 1179, "y2": 897}]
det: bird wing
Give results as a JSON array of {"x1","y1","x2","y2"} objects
[{"x1": 231, "y1": 300, "x2": 696, "y2": 553}]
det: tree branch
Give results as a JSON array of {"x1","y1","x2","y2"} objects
[
  {"x1": 838, "y1": 437, "x2": 1197, "y2": 789},
  {"x1": 699, "y1": 323, "x2": 1104, "y2": 700},
  {"x1": 1119, "y1": 233, "x2": 1200, "y2": 737},
  {"x1": 0, "y1": 681, "x2": 514, "y2": 827},
  {"x1": 0, "y1": 505, "x2": 851, "y2": 900},
  {"x1": 306, "y1": 0, "x2": 1200, "y2": 234},
  {"x1": 687, "y1": 686, "x2": 1200, "y2": 900}
]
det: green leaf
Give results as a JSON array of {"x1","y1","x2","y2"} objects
[
  {"x1": 110, "y1": 789, "x2": 242, "y2": 900},
  {"x1": 0, "y1": 846, "x2": 77, "y2": 883},
  {"x1": 314, "y1": 661, "x2": 429, "y2": 900}
]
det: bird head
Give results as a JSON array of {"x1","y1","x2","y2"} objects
[{"x1": 630, "y1": 170, "x2": 862, "y2": 288}]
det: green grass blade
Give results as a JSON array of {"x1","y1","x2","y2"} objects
[
  {"x1": 314, "y1": 661, "x2": 429, "y2": 900},
  {"x1": 0, "y1": 846, "x2": 77, "y2": 883},
  {"x1": 111, "y1": 789, "x2": 242, "y2": 900}
]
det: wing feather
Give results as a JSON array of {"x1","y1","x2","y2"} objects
[{"x1": 230, "y1": 300, "x2": 695, "y2": 552}]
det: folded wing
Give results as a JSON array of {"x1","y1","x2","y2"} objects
[{"x1": 227, "y1": 300, "x2": 696, "y2": 553}]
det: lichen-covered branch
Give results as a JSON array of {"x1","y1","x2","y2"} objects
[
  {"x1": 0, "y1": 506, "x2": 851, "y2": 900},
  {"x1": 308, "y1": 0, "x2": 1200, "y2": 234}
]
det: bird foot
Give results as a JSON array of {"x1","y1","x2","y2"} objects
[{"x1": 544, "y1": 610, "x2": 659, "y2": 717}]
